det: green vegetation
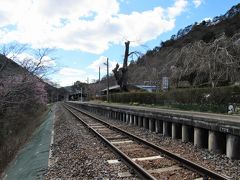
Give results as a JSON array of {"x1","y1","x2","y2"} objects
[{"x1": 98, "y1": 86, "x2": 240, "y2": 113}]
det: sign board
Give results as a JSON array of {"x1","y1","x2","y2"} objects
[{"x1": 162, "y1": 77, "x2": 169, "y2": 90}]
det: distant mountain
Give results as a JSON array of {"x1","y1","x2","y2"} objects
[
  {"x1": 170, "y1": 3, "x2": 240, "y2": 42},
  {"x1": 223, "y1": 3, "x2": 240, "y2": 19}
]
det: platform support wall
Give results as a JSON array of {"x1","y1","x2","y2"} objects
[
  {"x1": 208, "y1": 131, "x2": 226, "y2": 154},
  {"x1": 138, "y1": 116, "x2": 142, "y2": 127},
  {"x1": 194, "y1": 127, "x2": 208, "y2": 148},
  {"x1": 155, "y1": 119, "x2": 160, "y2": 133},
  {"x1": 226, "y1": 134, "x2": 240, "y2": 159},
  {"x1": 134, "y1": 115, "x2": 138, "y2": 126},
  {"x1": 148, "y1": 119, "x2": 155, "y2": 132},
  {"x1": 172, "y1": 123, "x2": 181, "y2": 139},
  {"x1": 163, "y1": 122, "x2": 171, "y2": 137},
  {"x1": 182, "y1": 125, "x2": 193, "y2": 142}
]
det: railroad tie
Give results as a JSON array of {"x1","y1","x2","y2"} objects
[
  {"x1": 111, "y1": 140, "x2": 133, "y2": 144},
  {"x1": 107, "y1": 155, "x2": 163, "y2": 164}
]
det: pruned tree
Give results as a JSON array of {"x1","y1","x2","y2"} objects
[{"x1": 112, "y1": 41, "x2": 141, "y2": 91}]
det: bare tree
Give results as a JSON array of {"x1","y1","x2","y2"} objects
[
  {"x1": 0, "y1": 43, "x2": 26, "y2": 60},
  {"x1": 0, "y1": 43, "x2": 26, "y2": 73},
  {"x1": 0, "y1": 44, "x2": 58, "y2": 174},
  {"x1": 113, "y1": 41, "x2": 141, "y2": 91},
  {"x1": 0, "y1": 44, "x2": 58, "y2": 114},
  {"x1": 17, "y1": 48, "x2": 57, "y2": 78},
  {"x1": 171, "y1": 33, "x2": 240, "y2": 87},
  {"x1": 202, "y1": 34, "x2": 240, "y2": 87}
]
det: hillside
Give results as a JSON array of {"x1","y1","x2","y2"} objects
[
  {"x1": 0, "y1": 54, "x2": 68, "y2": 174},
  {"x1": 164, "y1": 3, "x2": 240, "y2": 48},
  {"x1": 0, "y1": 54, "x2": 67, "y2": 101},
  {"x1": 0, "y1": 54, "x2": 26, "y2": 77},
  {"x1": 125, "y1": 3, "x2": 240, "y2": 88},
  {"x1": 68, "y1": 4, "x2": 240, "y2": 95}
]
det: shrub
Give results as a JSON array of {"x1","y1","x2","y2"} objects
[{"x1": 97, "y1": 86, "x2": 240, "y2": 113}]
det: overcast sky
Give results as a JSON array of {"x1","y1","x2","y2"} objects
[{"x1": 0, "y1": 0, "x2": 239, "y2": 86}]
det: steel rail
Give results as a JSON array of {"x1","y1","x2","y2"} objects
[
  {"x1": 65, "y1": 103, "x2": 231, "y2": 180},
  {"x1": 63, "y1": 104, "x2": 157, "y2": 180}
]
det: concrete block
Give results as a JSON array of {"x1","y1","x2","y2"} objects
[
  {"x1": 159, "y1": 120, "x2": 163, "y2": 134},
  {"x1": 117, "y1": 112, "x2": 120, "y2": 120},
  {"x1": 172, "y1": 123, "x2": 181, "y2": 139},
  {"x1": 155, "y1": 119, "x2": 160, "y2": 133},
  {"x1": 130, "y1": 115, "x2": 133, "y2": 125},
  {"x1": 149, "y1": 119, "x2": 155, "y2": 132},
  {"x1": 182, "y1": 125, "x2": 193, "y2": 143},
  {"x1": 123, "y1": 113, "x2": 126, "y2": 122},
  {"x1": 208, "y1": 130, "x2": 225, "y2": 154},
  {"x1": 126, "y1": 114, "x2": 129, "y2": 123},
  {"x1": 226, "y1": 134, "x2": 240, "y2": 159},
  {"x1": 145, "y1": 118, "x2": 149, "y2": 129},
  {"x1": 134, "y1": 115, "x2": 137, "y2": 126},
  {"x1": 194, "y1": 127, "x2": 208, "y2": 148},
  {"x1": 143, "y1": 117, "x2": 147, "y2": 129},
  {"x1": 138, "y1": 116, "x2": 142, "y2": 127},
  {"x1": 163, "y1": 121, "x2": 171, "y2": 137}
]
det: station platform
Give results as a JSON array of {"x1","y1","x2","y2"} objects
[
  {"x1": 68, "y1": 101, "x2": 240, "y2": 159},
  {"x1": 70, "y1": 101, "x2": 240, "y2": 126}
]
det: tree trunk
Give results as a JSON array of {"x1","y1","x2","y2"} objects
[{"x1": 121, "y1": 41, "x2": 130, "y2": 91}]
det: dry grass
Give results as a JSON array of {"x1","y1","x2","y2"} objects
[{"x1": 0, "y1": 106, "x2": 50, "y2": 175}]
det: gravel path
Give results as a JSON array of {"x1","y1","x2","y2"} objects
[
  {"x1": 90, "y1": 109, "x2": 240, "y2": 180},
  {"x1": 46, "y1": 103, "x2": 139, "y2": 179}
]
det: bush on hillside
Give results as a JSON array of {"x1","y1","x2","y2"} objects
[{"x1": 98, "y1": 86, "x2": 240, "y2": 113}]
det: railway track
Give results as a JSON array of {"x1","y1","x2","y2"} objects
[{"x1": 63, "y1": 103, "x2": 230, "y2": 180}]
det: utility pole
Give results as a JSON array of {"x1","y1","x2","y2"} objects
[
  {"x1": 98, "y1": 66, "x2": 101, "y2": 97},
  {"x1": 85, "y1": 77, "x2": 89, "y2": 100},
  {"x1": 99, "y1": 66, "x2": 101, "y2": 83},
  {"x1": 104, "y1": 58, "x2": 109, "y2": 102}
]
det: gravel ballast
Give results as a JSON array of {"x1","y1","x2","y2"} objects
[
  {"x1": 46, "y1": 104, "x2": 139, "y2": 179},
  {"x1": 87, "y1": 107, "x2": 240, "y2": 180}
]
